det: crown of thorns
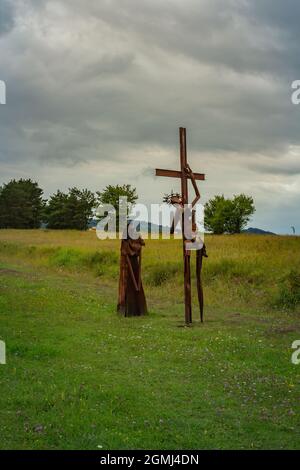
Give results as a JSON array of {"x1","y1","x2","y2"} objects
[{"x1": 163, "y1": 191, "x2": 182, "y2": 205}]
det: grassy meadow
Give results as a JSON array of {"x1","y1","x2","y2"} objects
[{"x1": 0, "y1": 229, "x2": 300, "y2": 449}]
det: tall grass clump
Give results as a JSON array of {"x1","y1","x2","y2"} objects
[
  {"x1": 276, "y1": 269, "x2": 300, "y2": 310},
  {"x1": 83, "y1": 250, "x2": 118, "y2": 277},
  {"x1": 203, "y1": 258, "x2": 264, "y2": 285},
  {"x1": 84, "y1": 251, "x2": 118, "y2": 267},
  {"x1": 49, "y1": 248, "x2": 83, "y2": 268},
  {"x1": 48, "y1": 247, "x2": 118, "y2": 276},
  {"x1": 148, "y1": 262, "x2": 181, "y2": 286}
]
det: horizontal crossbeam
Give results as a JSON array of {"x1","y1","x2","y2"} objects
[{"x1": 155, "y1": 168, "x2": 205, "y2": 181}]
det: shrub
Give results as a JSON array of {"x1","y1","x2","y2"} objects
[{"x1": 50, "y1": 248, "x2": 83, "y2": 268}]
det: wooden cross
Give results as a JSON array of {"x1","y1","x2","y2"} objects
[{"x1": 155, "y1": 127, "x2": 206, "y2": 324}]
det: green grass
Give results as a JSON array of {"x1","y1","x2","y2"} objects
[{"x1": 0, "y1": 230, "x2": 300, "y2": 449}]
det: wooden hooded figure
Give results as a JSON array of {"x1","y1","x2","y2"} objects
[{"x1": 117, "y1": 224, "x2": 147, "y2": 317}]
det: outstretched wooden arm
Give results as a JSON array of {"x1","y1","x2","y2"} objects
[{"x1": 185, "y1": 164, "x2": 200, "y2": 207}]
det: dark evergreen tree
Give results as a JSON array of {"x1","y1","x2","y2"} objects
[
  {"x1": 43, "y1": 190, "x2": 69, "y2": 229},
  {"x1": 44, "y1": 188, "x2": 95, "y2": 230},
  {"x1": 0, "y1": 179, "x2": 45, "y2": 229}
]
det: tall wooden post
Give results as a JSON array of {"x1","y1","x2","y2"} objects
[{"x1": 179, "y1": 128, "x2": 192, "y2": 324}]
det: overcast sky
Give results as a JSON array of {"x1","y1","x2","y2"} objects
[{"x1": 0, "y1": 0, "x2": 300, "y2": 233}]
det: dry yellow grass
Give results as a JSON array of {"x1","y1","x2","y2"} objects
[{"x1": 0, "y1": 229, "x2": 300, "y2": 313}]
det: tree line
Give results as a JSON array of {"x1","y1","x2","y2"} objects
[
  {"x1": 0, "y1": 178, "x2": 255, "y2": 233},
  {"x1": 0, "y1": 179, "x2": 137, "y2": 231}
]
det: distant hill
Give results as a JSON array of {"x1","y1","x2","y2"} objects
[
  {"x1": 88, "y1": 219, "x2": 276, "y2": 236},
  {"x1": 243, "y1": 227, "x2": 276, "y2": 235},
  {"x1": 88, "y1": 219, "x2": 166, "y2": 234}
]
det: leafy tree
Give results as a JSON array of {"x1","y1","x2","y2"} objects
[
  {"x1": 226, "y1": 194, "x2": 256, "y2": 234},
  {"x1": 204, "y1": 195, "x2": 232, "y2": 235},
  {"x1": 204, "y1": 194, "x2": 255, "y2": 234},
  {"x1": 0, "y1": 179, "x2": 45, "y2": 229},
  {"x1": 45, "y1": 188, "x2": 95, "y2": 230},
  {"x1": 96, "y1": 184, "x2": 138, "y2": 229}
]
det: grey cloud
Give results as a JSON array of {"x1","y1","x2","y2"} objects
[
  {"x1": 75, "y1": 0, "x2": 297, "y2": 77},
  {"x1": 0, "y1": 0, "x2": 15, "y2": 36},
  {"x1": 249, "y1": 0, "x2": 300, "y2": 36},
  {"x1": 0, "y1": 0, "x2": 300, "y2": 233},
  {"x1": 1, "y1": 0, "x2": 297, "y2": 161},
  {"x1": 258, "y1": 165, "x2": 300, "y2": 176},
  {"x1": 248, "y1": 150, "x2": 300, "y2": 176},
  {"x1": 78, "y1": 54, "x2": 135, "y2": 80}
]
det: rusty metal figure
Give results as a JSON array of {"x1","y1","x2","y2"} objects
[
  {"x1": 165, "y1": 165, "x2": 208, "y2": 322},
  {"x1": 117, "y1": 226, "x2": 147, "y2": 317},
  {"x1": 156, "y1": 127, "x2": 207, "y2": 324}
]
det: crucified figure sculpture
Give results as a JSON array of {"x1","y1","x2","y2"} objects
[
  {"x1": 165, "y1": 165, "x2": 208, "y2": 322},
  {"x1": 157, "y1": 128, "x2": 207, "y2": 324}
]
